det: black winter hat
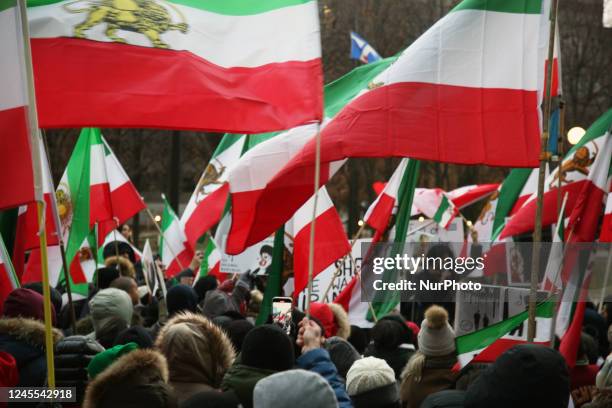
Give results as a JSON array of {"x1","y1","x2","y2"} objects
[
  {"x1": 180, "y1": 390, "x2": 241, "y2": 408},
  {"x1": 325, "y1": 336, "x2": 361, "y2": 380},
  {"x1": 114, "y1": 326, "x2": 154, "y2": 349},
  {"x1": 166, "y1": 284, "x2": 198, "y2": 316},
  {"x1": 240, "y1": 324, "x2": 294, "y2": 371},
  {"x1": 348, "y1": 325, "x2": 368, "y2": 355},
  {"x1": 225, "y1": 319, "x2": 254, "y2": 352},
  {"x1": 97, "y1": 267, "x2": 120, "y2": 290},
  {"x1": 193, "y1": 275, "x2": 218, "y2": 303},
  {"x1": 464, "y1": 344, "x2": 569, "y2": 408}
]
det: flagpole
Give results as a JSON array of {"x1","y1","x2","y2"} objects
[
  {"x1": 144, "y1": 204, "x2": 185, "y2": 271},
  {"x1": 41, "y1": 131, "x2": 77, "y2": 333},
  {"x1": 17, "y1": 0, "x2": 56, "y2": 388},
  {"x1": 528, "y1": 0, "x2": 559, "y2": 343},
  {"x1": 305, "y1": 124, "x2": 322, "y2": 317}
]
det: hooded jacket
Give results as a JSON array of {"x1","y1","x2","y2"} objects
[
  {"x1": 221, "y1": 360, "x2": 277, "y2": 408},
  {"x1": 155, "y1": 312, "x2": 235, "y2": 404},
  {"x1": 0, "y1": 318, "x2": 63, "y2": 387},
  {"x1": 83, "y1": 349, "x2": 176, "y2": 408},
  {"x1": 88, "y1": 288, "x2": 134, "y2": 348},
  {"x1": 400, "y1": 353, "x2": 457, "y2": 408}
]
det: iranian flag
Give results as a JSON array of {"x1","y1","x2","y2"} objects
[
  {"x1": 181, "y1": 134, "x2": 245, "y2": 250},
  {"x1": 27, "y1": 0, "x2": 323, "y2": 132},
  {"x1": 413, "y1": 189, "x2": 458, "y2": 229},
  {"x1": 159, "y1": 196, "x2": 193, "y2": 278},
  {"x1": 0, "y1": 0, "x2": 35, "y2": 210},
  {"x1": 288, "y1": 186, "x2": 350, "y2": 298},
  {"x1": 194, "y1": 236, "x2": 223, "y2": 284},
  {"x1": 99, "y1": 229, "x2": 143, "y2": 262},
  {"x1": 334, "y1": 273, "x2": 374, "y2": 329},
  {"x1": 447, "y1": 184, "x2": 499, "y2": 209},
  {"x1": 501, "y1": 109, "x2": 612, "y2": 240},
  {"x1": 456, "y1": 301, "x2": 554, "y2": 368},
  {"x1": 226, "y1": 57, "x2": 396, "y2": 254},
  {"x1": 227, "y1": 0, "x2": 554, "y2": 254},
  {"x1": 541, "y1": 193, "x2": 568, "y2": 291},
  {"x1": 0, "y1": 233, "x2": 19, "y2": 314},
  {"x1": 600, "y1": 178, "x2": 612, "y2": 242}
]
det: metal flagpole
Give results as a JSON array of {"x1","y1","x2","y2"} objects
[
  {"x1": 528, "y1": 0, "x2": 559, "y2": 342},
  {"x1": 305, "y1": 124, "x2": 322, "y2": 318},
  {"x1": 17, "y1": 0, "x2": 56, "y2": 387}
]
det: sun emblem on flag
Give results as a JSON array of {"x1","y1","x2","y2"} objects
[
  {"x1": 194, "y1": 160, "x2": 225, "y2": 204},
  {"x1": 63, "y1": 0, "x2": 189, "y2": 49},
  {"x1": 78, "y1": 247, "x2": 93, "y2": 262},
  {"x1": 549, "y1": 141, "x2": 599, "y2": 188},
  {"x1": 367, "y1": 81, "x2": 384, "y2": 90},
  {"x1": 56, "y1": 183, "x2": 73, "y2": 235}
]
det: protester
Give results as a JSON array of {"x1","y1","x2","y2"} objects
[
  {"x1": 180, "y1": 390, "x2": 242, "y2": 408},
  {"x1": 110, "y1": 276, "x2": 140, "y2": 306},
  {"x1": 202, "y1": 275, "x2": 251, "y2": 319},
  {"x1": 325, "y1": 336, "x2": 361, "y2": 382},
  {"x1": 193, "y1": 275, "x2": 218, "y2": 304},
  {"x1": 400, "y1": 305, "x2": 457, "y2": 408},
  {"x1": 463, "y1": 344, "x2": 569, "y2": 408},
  {"x1": 0, "y1": 288, "x2": 62, "y2": 386},
  {"x1": 55, "y1": 335, "x2": 105, "y2": 406},
  {"x1": 149, "y1": 284, "x2": 198, "y2": 340},
  {"x1": 156, "y1": 312, "x2": 235, "y2": 404},
  {"x1": 83, "y1": 349, "x2": 177, "y2": 408},
  {"x1": 114, "y1": 325, "x2": 154, "y2": 348},
  {"x1": 309, "y1": 302, "x2": 351, "y2": 339},
  {"x1": 224, "y1": 319, "x2": 255, "y2": 353},
  {"x1": 583, "y1": 354, "x2": 612, "y2": 408},
  {"x1": 570, "y1": 333, "x2": 601, "y2": 399},
  {"x1": 87, "y1": 342, "x2": 139, "y2": 380},
  {"x1": 104, "y1": 255, "x2": 136, "y2": 279},
  {"x1": 87, "y1": 288, "x2": 133, "y2": 348},
  {"x1": 253, "y1": 369, "x2": 339, "y2": 408},
  {"x1": 222, "y1": 324, "x2": 294, "y2": 408},
  {"x1": 96, "y1": 267, "x2": 121, "y2": 291},
  {"x1": 22, "y1": 282, "x2": 63, "y2": 319},
  {"x1": 347, "y1": 325, "x2": 369, "y2": 355},
  {"x1": 365, "y1": 316, "x2": 415, "y2": 379},
  {"x1": 346, "y1": 356, "x2": 401, "y2": 408}
]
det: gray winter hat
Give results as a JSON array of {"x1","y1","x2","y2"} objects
[
  {"x1": 418, "y1": 305, "x2": 455, "y2": 357},
  {"x1": 253, "y1": 369, "x2": 338, "y2": 408},
  {"x1": 89, "y1": 288, "x2": 133, "y2": 334}
]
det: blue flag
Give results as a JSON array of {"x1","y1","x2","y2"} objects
[{"x1": 350, "y1": 31, "x2": 381, "y2": 64}]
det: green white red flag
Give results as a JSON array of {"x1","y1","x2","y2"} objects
[
  {"x1": 600, "y1": 178, "x2": 612, "y2": 242},
  {"x1": 413, "y1": 189, "x2": 458, "y2": 229},
  {"x1": 456, "y1": 301, "x2": 554, "y2": 368},
  {"x1": 27, "y1": 0, "x2": 323, "y2": 132},
  {"x1": 0, "y1": 0, "x2": 35, "y2": 210},
  {"x1": 501, "y1": 109, "x2": 612, "y2": 240},
  {"x1": 181, "y1": 134, "x2": 245, "y2": 250},
  {"x1": 193, "y1": 236, "x2": 223, "y2": 284},
  {"x1": 159, "y1": 196, "x2": 192, "y2": 278}
]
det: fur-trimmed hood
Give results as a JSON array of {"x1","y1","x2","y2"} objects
[
  {"x1": 104, "y1": 255, "x2": 136, "y2": 279},
  {"x1": 0, "y1": 318, "x2": 63, "y2": 349},
  {"x1": 83, "y1": 349, "x2": 170, "y2": 408},
  {"x1": 328, "y1": 303, "x2": 351, "y2": 340},
  {"x1": 155, "y1": 312, "x2": 235, "y2": 389}
]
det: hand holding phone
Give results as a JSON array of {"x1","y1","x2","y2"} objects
[{"x1": 272, "y1": 296, "x2": 293, "y2": 334}]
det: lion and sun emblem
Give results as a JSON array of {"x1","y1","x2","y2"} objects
[
  {"x1": 194, "y1": 159, "x2": 226, "y2": 205},
  {"x1": 63, "y1": 0, "x2": 189, "y2": 49}
]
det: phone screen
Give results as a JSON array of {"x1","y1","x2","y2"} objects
[{"x1": 272, "y1": 297, "x2": 293, "y2": 334}]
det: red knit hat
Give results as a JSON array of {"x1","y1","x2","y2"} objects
[
  {"x1": 309, "y1": 302, "x2": 337, "y2": 338},
  {"x1": 2, "y1": 288, "x2": 56, "y2": 325},
  {"x1": 0, "y1": 351, "x2": 19, "y2": 387}
]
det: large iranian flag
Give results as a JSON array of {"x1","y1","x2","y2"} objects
[
  {"x1": 456, "y1": 301, "x2": 554, "y2": 368},
  {"x1": 159, "y1": 196, "x2": 192, "y2": 278},
  {"x1": 501, "y1": 109, "x2": 612, "y2": 240},
  {"x1": 27, "y1": 0, "x2": 323, "y2": 132},
  {"x1": 227, "y1": 0, "x2": 553, "y2": 254},
  {"x1": 181, "y1": 134, "x2": 245, "y2": 250},
  {"x1": 0, "y1": 0, "x2": 35, "y2": 210}
]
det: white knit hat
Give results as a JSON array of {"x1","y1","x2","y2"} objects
[
  {"x1": 417, "y1": 305, "x2": 456, "y2": 356},
  {"x1": 346, "y1": 357, "x2": 395, "y2": 396}
]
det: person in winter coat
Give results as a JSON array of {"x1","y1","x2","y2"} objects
[
  {"x1": 202, "y1": 275, "x2": 251, "y2": 319},
  {"x1": 83, "y1": 348, "x2": 177, "y2": 408},
  {"x1": 309, "y1": 302, "x2": 351, "y2": 340},
  {"x1": 155, "y1": 312, "x2": 235, "y2": 404},
  {"x1": 400, "y1": 305, "x2": 457, "y2": 408},
  {"x1": 253, "y1": 369, "x2": 339, "y2": 408},
  {"x1": 149, "y1": 284, "x2": 199, "y2": 340},
  {"x1": 582, "y1": 353, "x2": 612, "y2": 408},
  {"x1": 296, "y1": 318, "x2": 352, "y2": 408},
  {"x1": 325, "y1": 336, "x2": 361, "y2": 382},
  {"x1": 365, "y1": 316, "x2": 415, "y2": 379},
  {"x1": 180, "y1": 390, "x2": 242, "y2": 408},
  {"x1": 0, "y1": 288, "x2": 63, "y2": 386},
  {"x1": 88, "y1": 288, "x2": 133, "y2": 348},
  {"x1": 464, "y1": 344, "x2": 569, "y2": 408},
  {"x1": 55, "y1": 335, "x2": 105, "y2": 406},
  {"x1": 346, "y1": 356, "x2": 401, "y2": 408},
  {"x1": 222, "y1": 324, "x2": 294, "y2": 408}
]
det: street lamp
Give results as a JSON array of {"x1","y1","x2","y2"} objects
[{"x1": 567, "y1": 126, "x2": 586, "y2": 145}]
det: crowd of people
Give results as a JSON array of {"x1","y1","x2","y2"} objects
[{"x1": 0, "y1": 238, "x2": 611, "y2": 408}]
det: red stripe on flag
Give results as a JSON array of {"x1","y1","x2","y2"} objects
[
  {"x1": 165, "y1": 247, "x2": 194, "y2": 278},
  {"x1": 32, "y1": 38, "x2": 323, "y2": 132},
  {"x1": 184, "y1": 184, "x2": 229, "y2": 249},
  {"x1": 366, "y1": 193, "x2": 396, "y2": 234},
  {"x1": 0, "y1": 106, "x2": 35, "y2": 210}
]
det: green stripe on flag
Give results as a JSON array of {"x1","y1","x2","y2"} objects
[
  {"x1": 433, "y1": 195, "x2": 451, "y2": 225},
  {"x1": 213, "y1": 134, "x2": 244, "y2": 157},
  {"x1": 256, "y1": 227, "x2": 284, "y2": 325},
  {"x1": 491, "y1": 168, "x2": 532, "y2": 240},
  {"x1": 27, "y1": 0, "x2": 312, "y2": 15},
  {"x1": 452, "y1": 0, "x2": 542, "y2": 14},
  {"x1": 567, "y1": 108, "x2": 612, "y2": 154},
  {"x1": 0, "y1": 0, "x2": 16, "y2": 13},
  {"x1": 0, "y1": 232, "x2": 19, "y2": 289}
]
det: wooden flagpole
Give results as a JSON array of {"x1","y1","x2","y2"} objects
[
  {"x1": 528, "y1": 0, "x2": 560, "y2": 342},
  {"x1": 17, "y1": 0, "x2": 56, "y2": 387},
  {"x1": 305, "y1": 124, "x2": 322, "y2": 318}
]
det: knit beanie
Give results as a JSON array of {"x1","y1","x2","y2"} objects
[
  {"x1": 596, "y1": 354, "x2": 612, "y2": 389},
  {"x1": 309, "y1": 302, "x2": 337, "y2": 338},
  {"x1": 166, "y1": 284, "x2": 198, "y2": 316},
  {"x1": 114, "y1": 325, "x2": 154, "y2": 349},
  {"x1": 2, "y1": 288, "x2": 56, "y2": 324},
  {"x1": 253, "y1": 369, "x2": 337, "y2": 408},
  {"x1": 89, "y1": 288, "x2": 133, "y2": 334},
  {"x1": 346, "y1": 357, "x2": 399, "y2": 408},
  {"x1": 194, "y1": 275, "x2": 218, "y2": 303},
  {"x1": 87, "y1": 342, "x2": 139, "y2": 379},
  {"x1": 22, "y1": 282, "x2": 63, "y2": 317},
  {"x1": 241, "y1": 324, "x2": 295, "y2": 371},
  {"x1": 418, "y1": 305, "x2": 455, "y2": 356},
  {"x1": 97, "y1": 267, "x2": 120, "y2": 290},
  {"x1": 225, "y1": 319, "x2": 254, "y2": 352},
  {"x1": 325, "y1": 336, "x2": 361, "y2": 380}
]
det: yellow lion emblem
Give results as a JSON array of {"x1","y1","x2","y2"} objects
[
  {"x1": 63, "y1": 0, "x2": 188, "y2": 49},
  {"x1": 56, "y1": 183, "x2": 73, "y2": 235},
  {"x1": 194, "y1": 160, "x2": 225, "y2": 204}
]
